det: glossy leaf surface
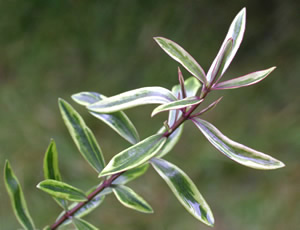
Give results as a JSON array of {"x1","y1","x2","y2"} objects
[
  {"x1": 59, "y1": 99, "x2": 105, "y2": 173},
  {"x1": 152, "y1": 96, "x2": 203, "y2": 117},
  {"x1": 37, "y1": 179, "x2": 87, "y2": 202},
  {"x1": 206, "y1": 8, "x2": 246, "y2": 83},
  {"x1": 192, "y1": 118, "x2": 285, "y2": 169},
  {"x1": 156, "y1": 125, "x2": 184, "y2": 158},
  {"x1": 4, "y1": 161, "x2": 36, "y2": 230},
  {"x1": 73, "y1": 218, "x2": 99, "y2": 230},
  {"x1": 213, "y1": 67, "x2": 276, "y2": 90},
  {"x1": 88, "y1": 87, "x2": 176, "y2": 113},
  {"x1": 72, "y1": 92, "x2": 139, "y2": 144},
  {"x1": 207, "y1": 38, "x2": 233, "y2": 85},
  {"x1": 154, "y1": 37, "x2": 206, "y2": 84},
  {"x1": 112, "y1": 164, "x2": 149, "y2": 185},
  {"x1": 113, "y1": 185, "x2": 153, "y2": 213},
  {"x1": 151, "y1": 158, "x2": 214, "y2": 226},
  {"x1": 43, "y1": 139, "x2": 67, "y2": 209},
  {"x1": 99, "y1": 134, "x2": 166, "y2": 177}
]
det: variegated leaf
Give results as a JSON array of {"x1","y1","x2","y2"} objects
[
  {"x1": 192, "y1": 118, "x2": 285, "y2": 170},
  {"x1": 206, "y1": 8, "x2": 246, "y2": 83},
  {"x1": 151, "y1": 158, "x2": 214, "y2": 226},
  {"x1": 213, "y1": 67, "x2": 276, "y2": 90},
  {"x1": 72, "y1": 92, "x2": 139, "y2": 144},
  {"x1": 59, "y1": 99, "x2": 105, "y2": 173},
  {"x1": 43, "y1": 139, "x2": 68, "y2": 209},
  {"x1": 112, "y1": 164, "x2": 149, "y2": 185},
  {"x1": 4, "y1": 161, "x2": 36, "y2": 230},
  {"x1": 37, "y1": 179, "x2": 87, "y2": 202},
  {"x1": 113, "y1": 185, "x2": 153, "y2": 213},
  {"x1": 154, "y1": 37, "x2": 206, "y2": 84},
  {"x1": 152, "y1": 96, "x2": 203, "y2": 117},
  {"x1": 99, "y1": 134, "x2": 166, "y2": 177},
  {"x1": 88, "y1": 87, "x2": 177, "y2": 113},
  {"x1": 207, "y1": 38, "x2": 233, "y2": 85}
]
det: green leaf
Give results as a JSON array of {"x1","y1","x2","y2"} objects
[
  {"x1": 43, "y1": 226, "x2": 51, "y2": 230},
  {"x1": 151, "y1": 158, "x2": 214, "y2": 226},
  {"x1": 213, "y1": 67, "x2": 276, "y2": 90},
  {"x1": 191, "y1": 118, "x2": 285, "y2": 170},
  {"x1": 72, "y1": 92, "x2": 139, "y2": 144},
  {"x1": 168, "y1": 77, "x2": 202, "y2": 126},
  {"x1": 207, "y1": 38, "x2": 233, "y2": 85},
  {"x1": 37, "y1": 179, "x2": 87, "y2": 202},
  {"x1": 112, "y1": 185, "x2": 153, "y2": 213},
  {"x1": 152, "y1": 96, "x2": 203, "y2": 117},
  {"x1": 4, "y1": 160, "x2": 36, "y2": 230},
  {"x1": 99, "y1": 134, "x2": 167, "y2": 177},
  {"x1": 56, "y1": 190, "x2": 106, "y2": 226},
  {"x1": 206, "y1": 8, "x2": 246, "y2": 83},
  {"x1": 156, "y1": 125, "x2": 184, "y2": 158},
  {"x1": 112, "y1": 164, "x2": 149, "y2": 185},
  {"x1": 154, "y1": 37, "x2": 206, "y2": 84},
  {"x1": 88, "y1": 87, "x2": 177, "y2": 113},
  {"x1": 43, "y1": 139, "x2": 68, "y2": 209},
  {"x1": 59, "y1": 99, "x2": 105, "y2": 173},
  {"x1": 73, "y1": 217, "x2": 99, "y2": 230}
]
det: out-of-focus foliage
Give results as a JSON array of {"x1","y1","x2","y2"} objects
[{"x1": 0, "y1": 0, "x2": 299, "y2": 229}]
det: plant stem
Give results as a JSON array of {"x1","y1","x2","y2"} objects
[
  {"x1": 50, "y1": 172, "x2": 122, "y2": 229},
  {"x1": 51, "y1": 85, "x2": 211, "y2": 229}
]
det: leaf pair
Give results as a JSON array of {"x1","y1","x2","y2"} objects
[
  {"x1": 72, "y1": 92, "x2": 140, "y2": 145},
  {"x1": 154, "y1": 8, "x2": 276, "y2": 90}
]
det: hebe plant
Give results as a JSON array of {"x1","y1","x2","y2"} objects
[{"x1": 4, "y1": 8, "x2": 285, "y2": 230}]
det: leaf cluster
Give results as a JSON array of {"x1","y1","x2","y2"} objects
[{"x1": 4, "y1": 8, "x2": 284, "y2": 229}]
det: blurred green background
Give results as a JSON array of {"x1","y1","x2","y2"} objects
[{"x1": 0, "y1": 0, "x2": 299, "y2": 229}]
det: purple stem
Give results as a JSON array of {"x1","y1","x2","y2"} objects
[{"x1": 51, "y1": 85, "x2": 211, "y2": 229}]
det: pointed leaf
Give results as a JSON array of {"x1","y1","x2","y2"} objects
[
  {"x1": 112, "y1": 164, "x2": 149, "y2": 185},
  {"x1": 192, "y1": 118, "x2": 285, "y2": 169},
  {"x1": 73, "y1": 218, "x2": 99, "y2": 230},
  {"x1": 56, "y1": 189, "x2": 106, "y2": 226},
  {"x1": 156, "y1": 124, "x2": 184, "y2": 158},
  {"x1": 113, "y1": 185, "x2": 153, "y2": 213},
  {"x1": 178, "y1": 67, "x2": 187, "y2": 98},
  {"x1": 72, "y1": 92, "x2": 139, "y2": 144},
  {"x1": 43, "y1": 139, "x2": 68, "y2": 209},
  {"x1": 37, "y1": 179, "x2": 87, "y2": 202},
  {"x1": 168, "y1": 77, "x2": 201, "y2": 126},
  {"x1": 151, "y1": 158, "x2": 214, "y2": 226},
  {"x1": 206, "y1": 8, "x2": 246, "y2": 83},
  {"x1": 154, "y1": 37, "x2": 206, "y2": 84},
  {"x1": 213, "y1": 67, "x2": 276, "y2": 90},
  {"x1": 99, "y1": 134, "x2": 167, "y2": 177},
  {"x1": 152, "y1": 96, "x2": 203, "y2": 117},
  {"x1": 4, "y1": 161, "x2": 36, "y2": 230},
  {"x1": 88, "y1": 87, "x2": 177, "y2": 113},
  {"x1": 207, "y1": 38, "x2": 233, "y2": 84},
  {"x1": 59, "y1": 99, "x2": 105, "y2": 173},
  {"x1": 192, "y1": 97, "x2": 223, "y2": 117}
]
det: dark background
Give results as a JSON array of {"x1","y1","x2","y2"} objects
[{"x1": 0, "y1": 0, "x2": 299, "y2": 229}]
